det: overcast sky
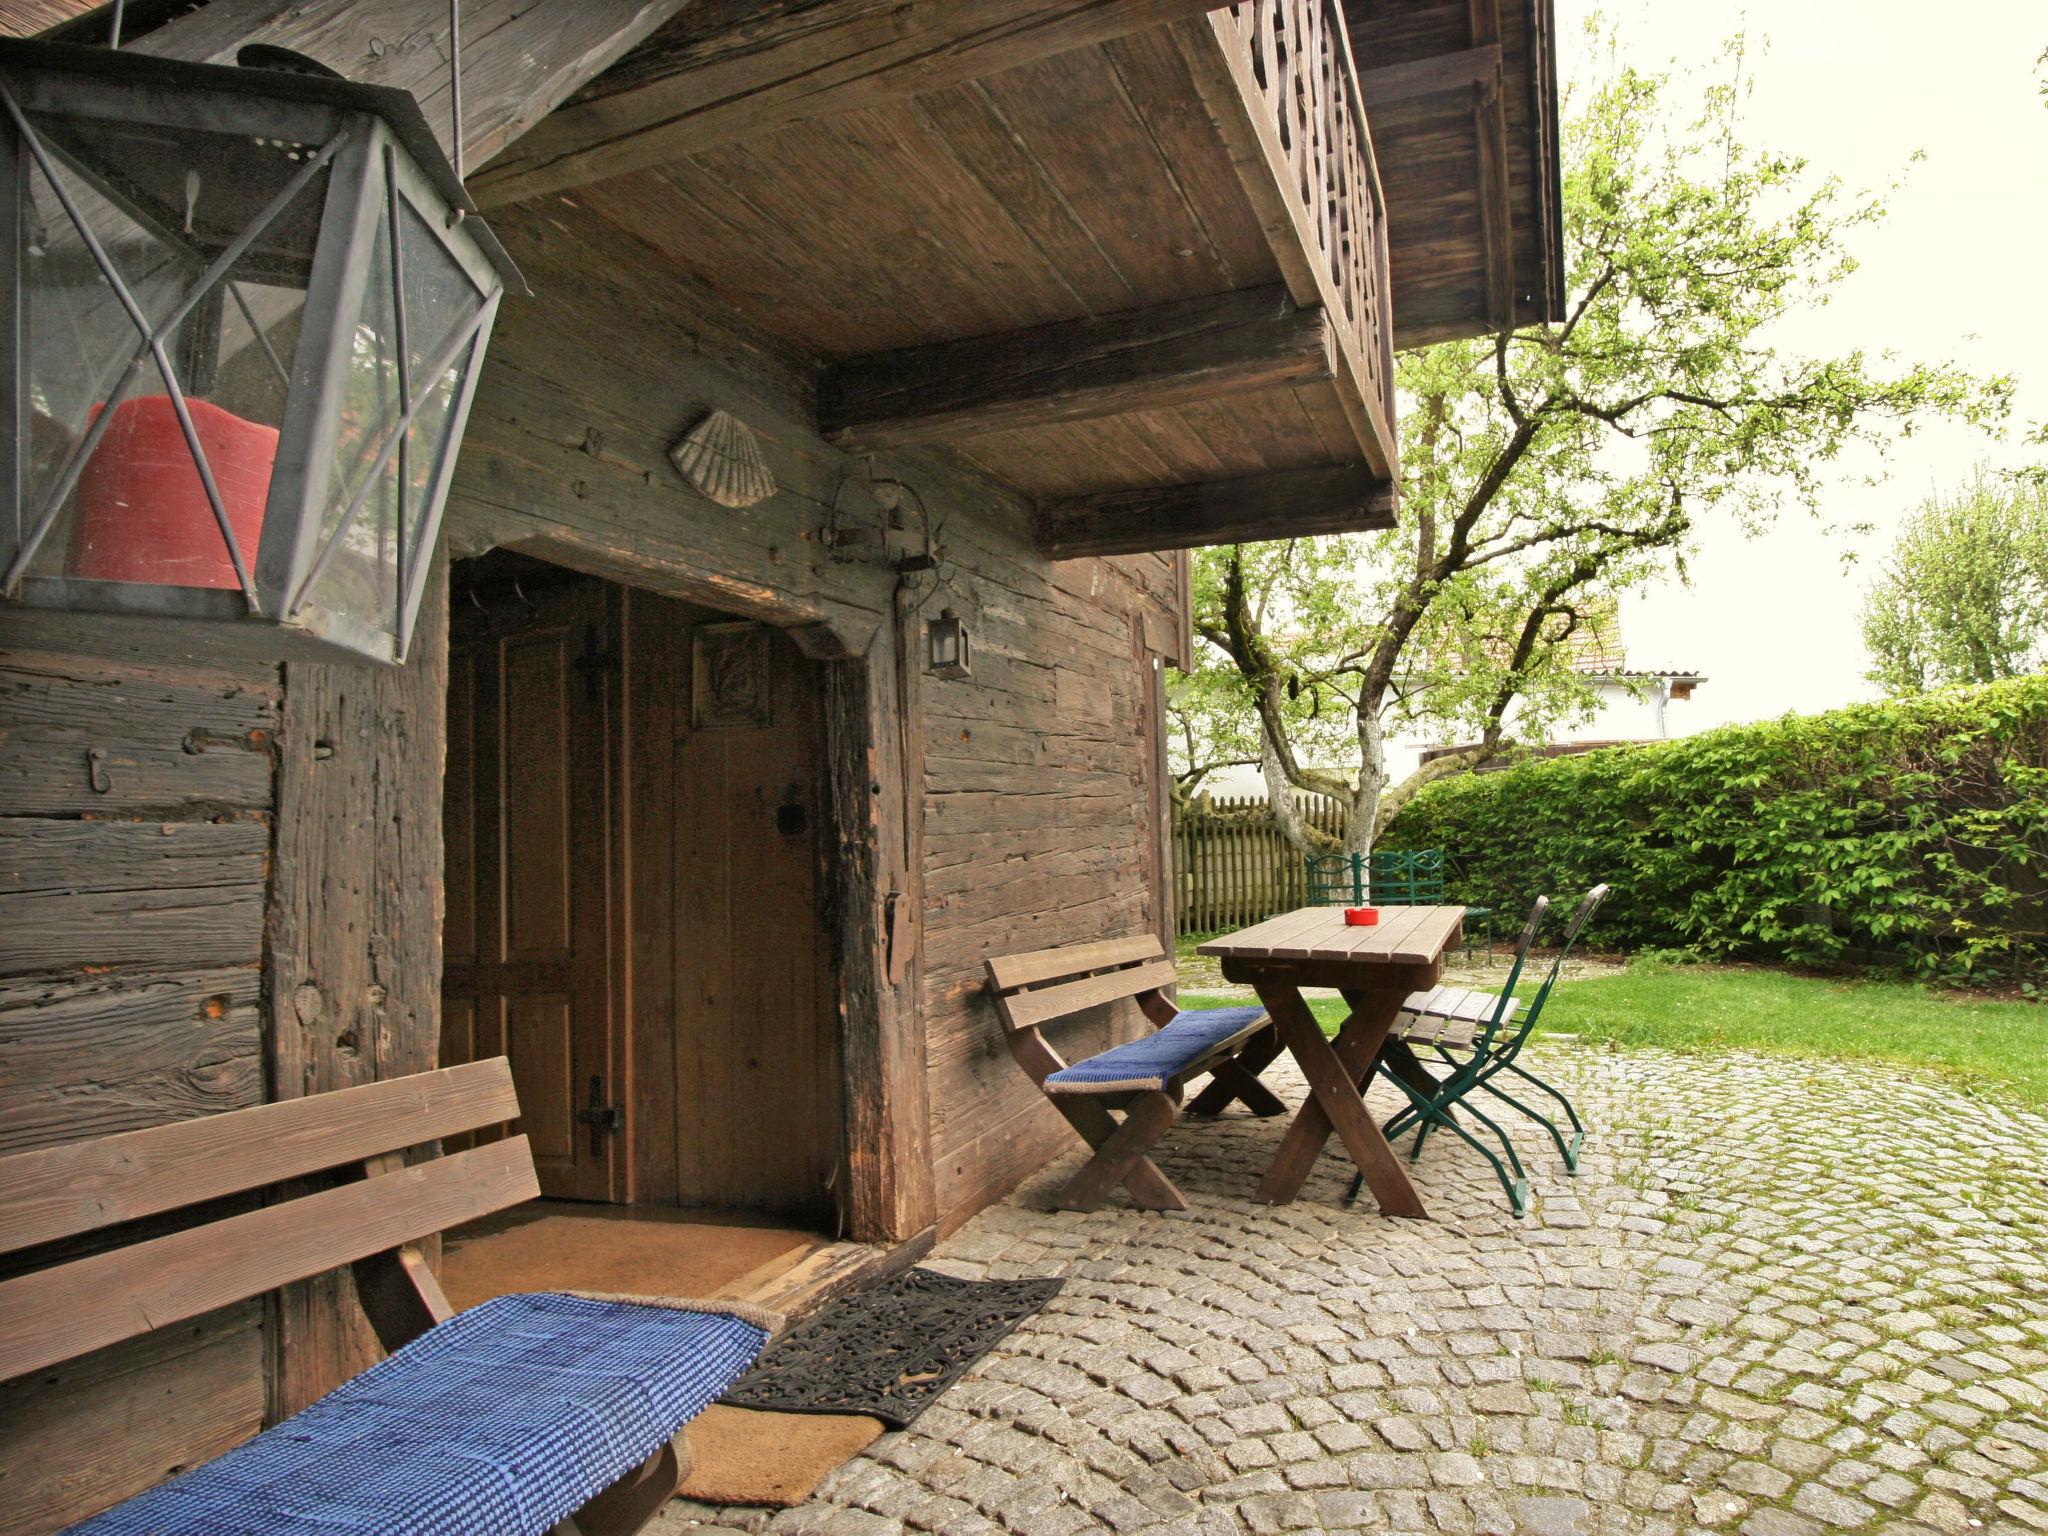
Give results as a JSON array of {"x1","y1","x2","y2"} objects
[{"x1": 1559, "y1": 2, "x2": 2048, "y2": 728}]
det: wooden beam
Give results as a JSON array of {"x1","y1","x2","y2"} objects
[
  {"x1": 1358, "y1": 43, "x2": 1502, "y2": 110},
  {"x1": 129, "y1": 0, "x2": 692, "y2": 173},
  {"x1": 469, "y1": 0, "x2": 1229, "y2": 208},
  {"x1": 1032, "y1": 463, "x2": 1396, "y2": 560},
  {"x1": 1468, "y1": 0, "x2": 1516, "y2": 332},
  {"x1": 819, "y1": 286, "x2": 1333, "y2": 451}
]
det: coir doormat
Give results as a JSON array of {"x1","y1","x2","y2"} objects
[{"x1": 718, "y1": 1267, "x2": 1064, "y2": 1429}]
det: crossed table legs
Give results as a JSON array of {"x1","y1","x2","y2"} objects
[{"x1": 1215, "y1": 977, "x2": 1429, "y2": 1217}]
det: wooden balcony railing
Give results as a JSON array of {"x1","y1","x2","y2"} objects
[{"x1": 1186, "y1": 0, "x2": 1399, "y2": 483}]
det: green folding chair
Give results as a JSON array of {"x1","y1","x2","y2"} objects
[{"x1": 1347, "y1": 884, "x2": 1609, "y2": 1215}]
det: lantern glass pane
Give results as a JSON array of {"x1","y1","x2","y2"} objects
[
  {"x1": 297, "y1": 191, "x2": 484, "y2": 635},
  {"x1": 302, "y1": 209, "x2": 401, "y2": 631},
  {"x1": 18, "y1": 107, "x2": 329, "y2": 590},
  {"x1": 394, "y1": 199, "x2": 481, "y2": 581}
]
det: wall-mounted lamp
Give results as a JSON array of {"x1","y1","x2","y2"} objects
[{"x1": 927, "y1": 607, "x2": 970, "y2": 681}]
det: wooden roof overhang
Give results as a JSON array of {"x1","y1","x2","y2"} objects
[
  {"x1": 1346, "y1": 0, "x2": 1565, "y2": 347},
  {"x1": 467, "y1": 1, "x2": 1408, "y2": 561},
  {"x1": 24, "y1": 0, "x2": 1410, "y2": 561}
]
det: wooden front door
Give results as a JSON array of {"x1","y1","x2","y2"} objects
[
  {"x1": 443, "y1": 563, "x2": 620, "y2": 1201},
  {"x1": 667, "y1": 609, "x2": 840, "y2": 1219}
]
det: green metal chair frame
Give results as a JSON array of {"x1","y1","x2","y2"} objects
[{"x1": 1348, "y1": 884, "x2": 1609, "y2": 1216}]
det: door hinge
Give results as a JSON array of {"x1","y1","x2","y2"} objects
[{"x1": 577, "y1": 1074, "x2": 623, "y2": 1157}]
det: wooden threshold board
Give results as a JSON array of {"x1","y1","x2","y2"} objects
[{"x1": 739, "y1": 1226, "x2": 938, "y2": 1324}]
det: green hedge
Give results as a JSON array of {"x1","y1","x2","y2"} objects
[{"x1": 1384, "y1": 675, "x2": 2048, "y2": 985}]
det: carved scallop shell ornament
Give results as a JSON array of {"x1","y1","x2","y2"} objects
[{"x1": 668, "y1": 408, "x2": 776, "y2": 509}]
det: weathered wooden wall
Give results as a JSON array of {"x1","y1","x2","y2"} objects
[
  {"x1": 0, "y1": 646, "x2": 275, "y2": 1533},
  {"x1": 0, "y1": 574, "x2": 448, "y2": 1532},
  {"x1": 919, "y1": 527, "x2": 1184, "y2": 1228}
]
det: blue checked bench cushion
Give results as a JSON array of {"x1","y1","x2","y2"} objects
[
  {"x1": 1043, "y1": 1004, "x2": 1268, "y2": 1095},
  {"x1": 63, "y1": 1291, "x2": 773, "y2": 1536}
]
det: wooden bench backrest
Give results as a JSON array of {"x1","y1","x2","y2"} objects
[
  {"x1": 984, "y1": 936, "x2": 1178, "y2": 1033},
  {"x1": 0, "y1": 1058, "x2": 536, "y2": 1383}
]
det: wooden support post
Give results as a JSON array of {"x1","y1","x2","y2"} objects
[
  {"x1": 264, "y1": 560, "x2": 451, "y2": 1419},
  {"x1": 827, "y1": 607, "x2": 937, "y2": 1246},
  {"x1": 1032, "y1": 463, "x2": 1395, "y2": 560},
  {"x1": 1468, "y1": 0, "x2": 1516, "y2": 332},
  {"x1": 820, "y1": 286, "x2": 1332, "y2": 450}
]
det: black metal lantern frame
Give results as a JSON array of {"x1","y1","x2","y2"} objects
[
  {"x1": 0, "y1": 40, "x2": 524, "y2": 664},
  {"x1": 927, "y1": 606, "x2": 971, "y2": 680}
]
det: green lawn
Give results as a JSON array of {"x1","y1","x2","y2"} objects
[{"x1": 1179, "y1": 961, "x2": 2048, "y2": 1107}]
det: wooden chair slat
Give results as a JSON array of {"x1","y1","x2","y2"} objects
[
  {"x1": 0, "y1": 1058, "x2": 520, "y2": 1257},
  {"x1": 0, "y1": 1135, "x2": 538, "y2": 1382},
  {"x1": 997, "y1": 959, "x2": 1180, "y2": 1032},
  {"x1": 985, "y1": 936, "x2": 1163, "y2": 994}
]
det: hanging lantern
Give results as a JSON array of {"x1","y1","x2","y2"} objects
[
  {"x1": 0, "y1": 39, "x2": 524, "y2": 664},
  {"x1": 927, "y1": 607, "x2": 971, "y2": 680}
]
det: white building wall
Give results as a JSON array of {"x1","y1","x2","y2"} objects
[{"x1": 1201, "y1": 677, "x2": 1701, "y2": 801}]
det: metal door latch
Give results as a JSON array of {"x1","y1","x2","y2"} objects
[{"x1": 577, "y1": 1074, "x2": 623, "y2": 1156}]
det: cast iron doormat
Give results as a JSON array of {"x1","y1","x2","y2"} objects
[{"x1": 719, "y1": 1267, "x2": 1064, "y2": 1429}]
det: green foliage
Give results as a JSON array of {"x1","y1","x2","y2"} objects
[
  {"x1": 1382, "y1": 675, "x2": 2048, "y2": 984},
  {"x1": 1861, "y1": 469, "x2": 2048, "y2": 695}
]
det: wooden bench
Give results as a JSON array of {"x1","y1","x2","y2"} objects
[
  {"x1": 0, "y1": 1058, "x2": 776, "y2": 1536},
  {"x1": 985, "y1": 935, "x2": 1283, "y2": 1213}
]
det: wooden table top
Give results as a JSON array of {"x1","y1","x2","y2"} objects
[{"x1": 1198, "y1": 905, "x2": 1466, "y2": 968}]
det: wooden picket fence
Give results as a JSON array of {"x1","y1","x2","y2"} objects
[{"x1": 1172, "y1": 792, "x2": 1348, "y2": 936}]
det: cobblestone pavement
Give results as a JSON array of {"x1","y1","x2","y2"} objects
[{"x1": 656, "y1": 1046, "x2": 2048, "y2": 1536}]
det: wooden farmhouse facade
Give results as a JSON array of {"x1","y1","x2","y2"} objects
[{"x1": 0, "y1": 1, "x2": 1562, "y2": 1528}]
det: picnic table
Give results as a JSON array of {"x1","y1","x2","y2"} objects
[{"x1": 1198, "y1": 904, "x2": 1465, "y2": 1217}]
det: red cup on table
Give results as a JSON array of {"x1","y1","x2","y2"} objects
[{"x1": 1344, "y1": 906, "x2": 1379, "y2": 926}]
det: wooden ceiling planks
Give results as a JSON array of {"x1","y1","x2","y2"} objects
[
  {"x1": 965, "y1": 44, "x2": 1254, "y2": 307},
  {"x1": 552, "y1": 25, "x2": 1370, "y2": 528},
  {"x1": 573, "y1": 37, "x2": 1276, "y2": 363},
  {"x1": 910, "y1": 81, "x2": 1141, "y2": 317},
  {"x1": 956, "y1": 379, "x2": 1343, "y2": 501},
  {"x1": 1094, "y1": 26, "x2": 1277, "y2": 293},
  {"x1": 0, "y1": 0, "x2": 96, "y2": 35},
  {"x1": 523, "y1": 11, "x2": 1416, "y2": 544}
]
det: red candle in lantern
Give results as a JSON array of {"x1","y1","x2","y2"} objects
[{"x1": 69, "y1": 395, "x2": 279, "y2": 589}]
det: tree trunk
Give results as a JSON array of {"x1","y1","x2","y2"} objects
[
  {"x1": 1373, "y1": 743, "x2": 1491, "y2": 838},
  {"x1": 1261, "y1": 734, "x2": 1323, "y2": 854},
  {"x1": 1343, "y1": 709, "x2": 1387, "y2": 855}
]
